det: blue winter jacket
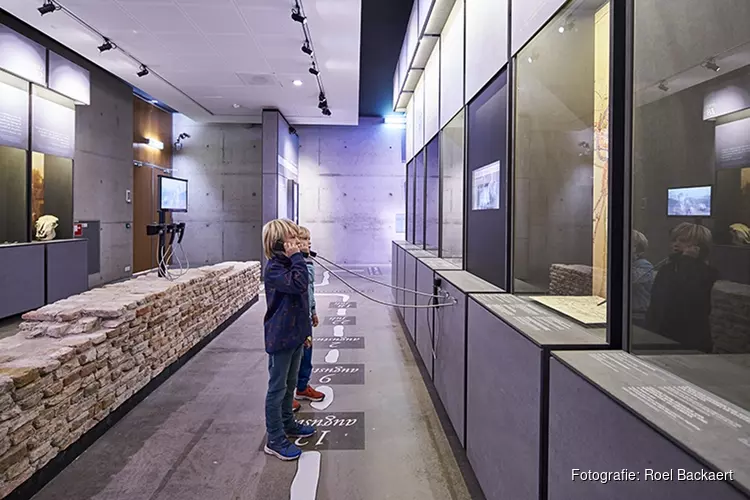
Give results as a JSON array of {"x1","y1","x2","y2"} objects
[
  {"x1": 304, "y1": 255, "x2": 316, "y2": 316},
  {"x1": 263, "y1": 252, "x2": 311, "y2": 354}
]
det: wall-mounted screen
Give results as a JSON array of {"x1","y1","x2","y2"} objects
[
  {"x1": 667, "y1": 186, "x2": 712, "y2": 217},
  {"x1": 159, "y1": 176, "x2": 188, "y2": 212},
  {"x1": 472, "y1": 161, "x2": 500, "y2": 211}
]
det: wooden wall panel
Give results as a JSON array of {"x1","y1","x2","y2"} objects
[{"x1": 132, "y1": 97, "x2": 172, "y2": 273}]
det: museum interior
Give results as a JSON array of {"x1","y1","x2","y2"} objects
[{"x1": 0, "y1": 0, "x2": 749, "y2": 499}]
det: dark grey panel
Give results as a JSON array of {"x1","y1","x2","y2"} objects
[
  {"x1": 43, "y1": 155, "x2": 73, "y2": 240},
  {"x1": 433, "y1": 279, "x2": 466, "y2": 445},
  {"x1": 32, "y1": 93, "x2": 76, "y2": 159},
  {"x1": 0, "y1": 243, "x2": 45, "y2": 318},
  {"x1": 397, "y1": 246, "x2": 405, "y2": 319},
  {"x1": 77, "y1": 220, "x2": 100, "y2": 275},
  {"x1": 404, "y1": 252, "x2": 417, "y2": 340},
  {"x1": 415, "y1": 260, "x2": 434, "y2": 377},
  {"x1": 716, "y1": 117, "x2": 750, "y2": 169},
  {"x1": 467, "y1": 298, "x2": 542, "y2": 500},
  {"x1": 0, "y1": 79, "x2": 29, "y2": 149},
  {"x1": 392, "y1": 242, "x2": 398, "y2": 304},
  {"x1": 438, "y1": 269, "x2": 504, "y2": 294},
  {"x1": 548, "y1": 358, "x2": 748, "y2": 500},
  {"x1": 46, "y1": 239, "x2": 88, "y2": 303},
  {"x1": 310, "y1": 364, "x2": 364, "y2": 385},
  {"x1": 294, "y1": 412, "x2": 365, "y2": 450},
  {"x1": 323, "y1": 316, "x2": 356, "y2": 326}
]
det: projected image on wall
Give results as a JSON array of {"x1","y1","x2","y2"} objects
[
  {"x1": 159, "y1": 176, "x2": 188, "y2": 212},
  {"x1": 667, "y1": 186, "x2": 712, "y2": 217},
  {"x1": 472, "y1": 161, "x2": 500, "y2": 211}
]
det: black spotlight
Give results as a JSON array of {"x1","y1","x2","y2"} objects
[
  {"x1": 98, "y1": 39, "x2": 114, "y2": 52},
  {"x1": 309, "y1": 66, "x2": 319, "y2": 76},
  {"x1": 318, "y1": 99, "x2": 328, "y2": 109},
  {"x1": 38, "y1": 0, "x2": 56, "y2": 15},
  {"x1": 322, "y1": 108, "x2": 331, "y2": 117},
  {"x1": 318, "y1": 92, "x2": 325, "y2": 102},
  {"x1": 301, "y1": 42, "x2": 313, "y2": 56},
  {"x1": 137, "y1": 65, "x2": 149, "y2": 77},
  {"x1": 291, "y1": 8, "x2": 306, "y2": 24}
]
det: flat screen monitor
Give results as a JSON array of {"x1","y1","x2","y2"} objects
[
  {"x1": 159, "y1": 175, "x2": 188, "y2": 212},
  {"x1": 667, "y1": 185, "x2": 711, "y2": 217},
  {"x1": 471, "y1": 161, "x2": 500, "y2": 211}
]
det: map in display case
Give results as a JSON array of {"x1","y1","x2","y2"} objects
[{"x1": 529, "y1": 295, "x2": 607, "y2": 326}]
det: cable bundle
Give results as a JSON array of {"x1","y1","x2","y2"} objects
[{"x1": 156, "y1": 240, "x2": 191, "y2": 281}]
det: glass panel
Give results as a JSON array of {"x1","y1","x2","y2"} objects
[
  {"x1": 414, "y1": 151, "x2": 425, "y2": 247},
  {"x1": 425, "y1": 136, "x2": 440, "y2": 254},
  {"x1": 406, "y1": 160, "x2": 414, "y2": 243},
  {"x1": 440, "y1": 110, "x2": 465, "y2": 260},
  {"x1": 630, "y1": 0, "x2": 750, "y2": 412},
  {"x1": 31, "y1": 152, "x2": 73, "y2": 241},
  {"x1": 514, "y1": 0, "x2": 611, "y2": 329},
  {"x1": 0, "y1": 146, "x2": 28, "y2": 243}
]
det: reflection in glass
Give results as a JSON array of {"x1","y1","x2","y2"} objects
[
  {"x1": 440, "y1": 110, "x2": 465, "y2": 260},
  {"x1": 406, "y1": 160, "x2": 414, "y2": 243},
  {"x1": 514, "y1": 0, "x2": 610, "y2": 327},
  {"x1": 0, "y1": 146, "x2": 28, "y2": 244},
  {"x1": 414, "y1": 151, "x2": 425, "y2": 246},
  {"x1": 425, "y1": 137, "x2": 440, "y2": 253},
  {"x1": 31, "y1": 152, "x2": 73, "y2": 240},
  {"x1": 630, "y1": 0, "x2": 750, "y2": 411}
]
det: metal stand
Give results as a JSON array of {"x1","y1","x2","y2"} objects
[{"x1": 157, "y1": 210, "x2": 166, "y2": 277}]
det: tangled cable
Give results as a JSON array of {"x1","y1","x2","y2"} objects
[{"x1": 156, "y1": 240, "x2": 191, "y2": 281}]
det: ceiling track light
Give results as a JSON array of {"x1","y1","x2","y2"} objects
[
  {"x1": 658, "y1": 80, "x2": 669, "y2": 92},
  {"x1": 98, "y1": 39, "x2": 114, "y2": 52},
  {"x1": 291, "y1": 7, "x2": 307, "y2": 24},
  {"x1": 318, "y1": 99, "x2": 328, "y2": 109},
  {"x1": 38, "y1": 0, "x2": 57, "y2": 16},
  {"x1": 301, "y1": 41, "x2": 313, "y2": 56},
  {"x1": 137, "y1": 65, "x2": 149, "y2": 77},
  {"x1": 702, "y1": 58, "x2": 720, "y2": 72},
  {"x1": 318, "y1": 92, "x2": 325, "y2": 102},
  {"x1": 309, "y1": 65, "x2": 319, "y2": 76},
  {"x1": 322, "y1": 108, "x2": 331, "y2": 117}
]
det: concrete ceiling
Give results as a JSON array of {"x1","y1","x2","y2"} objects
[{"x1": 0, "y1": 0, "x2": 362, "y2": 125}]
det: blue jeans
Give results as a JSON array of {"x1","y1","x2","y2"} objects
[
  {"x1": 297, "y1": 344, "x2": 313, "y2": 392},
  {"x1": 265, "y1": 344, "x2": 303, "y2": 441}
]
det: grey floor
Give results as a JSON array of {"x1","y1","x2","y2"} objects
[{"x1": 31, "y1": 265, "x2": 472, "y2": 500}]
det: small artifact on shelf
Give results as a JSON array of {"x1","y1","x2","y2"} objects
[
  {"x1": 35, "y1": 214, "x2": 59, "y2": 241},
  {"x1": 730, "y1": 223, "x2": 750, "y2": 246},
  {"x1": 548, "y1": 264, "x2": 593, "y2": 296},
  {"x1": 529, "y1": 295, "x2": 607, "y2": 326}
]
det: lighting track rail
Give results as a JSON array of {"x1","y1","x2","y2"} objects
[
  {"x1": 292, "y1": 0, "x2": 331, "y2": 117},
  {"x1": 42, "y1": 0, "x2": 213, "y2": 116}
]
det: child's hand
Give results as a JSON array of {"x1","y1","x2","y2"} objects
[
  {"x1": 284, "y1": 240, "x2": 300, "y2": 257},
  {"x1": 304, "y1": 336, "x2": 312, "y2": 348},
  {"x1": 312, "y1": 314, "x2": 319, "y2": 327},
  {"x1": 684, "y1": 245, "x2": 700, "y2": 259}
]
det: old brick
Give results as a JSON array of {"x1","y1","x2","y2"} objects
[
  {"x1": 67, "y1": 316, "x2": 100, "y2": 335},
  {"x1": 0, "y1": 368, "x2": 39, "y2": 389},
  {"x1": 17, "y1": 393, "x2": 42, "y2": 411},
  {"x1": 43, "y1": 380, "x2": 63, "y2": 398},
  {"x1": 28, "y1": 442, "x2": 53, "y2": 463},
  {"x1": 4, "y1": 457, "x2": 30, "y2": 480},
  {"x1": 0, "y1": 443, "x2": 27, "y2": 474},
  {"x1": 14, "y1": 376, "x2": 52, "y2": 402},
  {"x1": 62, "y1": 369, "x2": 81, "y2": 387},
  {"x1": 9, "y1": 422, "x2": 34, "y2": 446}
]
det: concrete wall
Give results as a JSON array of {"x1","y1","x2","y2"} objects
[
  {"x1": 298, "y1": 117, "x2": 405, "y2": 264},
  {"x1": 172, "y1": 114, "x2": 263, "y2": 265},
  {"x1": 74, "y1": 72, "x2": 134, "y2": 287}
]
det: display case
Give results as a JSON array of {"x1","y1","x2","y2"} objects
[
  {"x1": 440, "y1": 109, "x2": 465, "y2": 261},
  {"x1": 513, "y1": 0, "x2": 611, "y2": 333},
  {"x1": 425, "y1": 136, "x2": 440, "y2": 254},
  {"x1": 628, "y1": 0, "x2": 750, "y2": 415},
  {"x1": 0, "y1": 145, "x2": 28, "y2": 244},
  {"x1": 406, "y1": 159, "x2": 415, "y2": 243},
  {"x1": 414, "y1": 150, "x2": 426, "y2": 247}
]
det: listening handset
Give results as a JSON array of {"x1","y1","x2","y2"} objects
[{"x1": 273, "y1": 240, "x2": 285, "y2": 253}]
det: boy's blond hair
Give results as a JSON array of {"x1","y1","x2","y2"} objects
[
  {"x1": 671, "y1": 222, "x2": 712, "y2": 258},
  {"x1": 262, "y1": 219, "x2": 299, "y2": 259},
  {"x1": 632, "y1": 230, "x2": 648, "y2": 258},
  {"x1": 298, "y1": 226, "x2": 311, "y2": 239}
]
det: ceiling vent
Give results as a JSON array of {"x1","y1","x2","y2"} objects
[{"x1": 236, "y1": 73, "x2": 279, "y2": 87}]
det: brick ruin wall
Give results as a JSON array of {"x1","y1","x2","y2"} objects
[{"x1": 0, "y1": 261, "x2": 260, "y2": 497}]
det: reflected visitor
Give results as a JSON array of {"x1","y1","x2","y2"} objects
[
  {"x1": 631, "y1": 230, "x2": 654, "y2": 323},
  {"x1": 646, "y1": 223, "x2": 718, "y2": 353}
]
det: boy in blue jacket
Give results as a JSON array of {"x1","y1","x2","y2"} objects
[
  {"x1": 262, "y1": 219, "x2": 316, "y2": 461},
  {"x1": 294, "y1": 226, "x2": 324, "y2": 410}
]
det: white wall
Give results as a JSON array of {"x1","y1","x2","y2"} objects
[
  {"x1": 440, "y1": 0, "x2": 465, "y2": 128},
  {"x1": 466, "y1": 0, "x2": 508, "y2": 102},
  {"x1": 511, "y1": 0, "x2": 566, "y2": 55},
  {"x1": 424, "y1": 40, "x2": 441, "y2": 142},
  {"x1": 414, "y1": 77, "x2": 425, "y2": 152}
]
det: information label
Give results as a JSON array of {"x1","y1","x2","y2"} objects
[
  {"x1": 313, "y1": 336, "x2": 365, "y2": 349},
  {"x1": 295, "y1": 412, "x2": 366, "y2": 450},
  {"x1": 324, "y1": 315, "x2": 357, "y2": 326},
  {"x1": 0, "y1": 80, "x2": 28, "y2": 149},
  {"x1": 311, "y1": 364, "x2": 365, "y2": 385},
  {"x1": 32, "y1": 94, "x2": 75, "y2": 158},
  {"x1": 329, "y1": 301, "x2": 357, "y2": 309}
]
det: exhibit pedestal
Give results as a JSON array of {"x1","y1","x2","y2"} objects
[
  {"x1": 404, "y1": 248, "x2": 434, "y2": 340},
  {"x1": 433, "y1": 270, "x2": 502, "y2": 447},
  {"x1": 466, "y1": 294, "x2": 606, "y2": 500},
  {"x1": 393, "y1": 241, "x2": 419, "y2": 320},
  {"x1": 549, "y1": 351, "x2": 750, "y2": 500}
]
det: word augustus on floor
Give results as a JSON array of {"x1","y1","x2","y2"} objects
[{"x1": 571, "y1": 468, "x2": 735, "y2": 484}]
